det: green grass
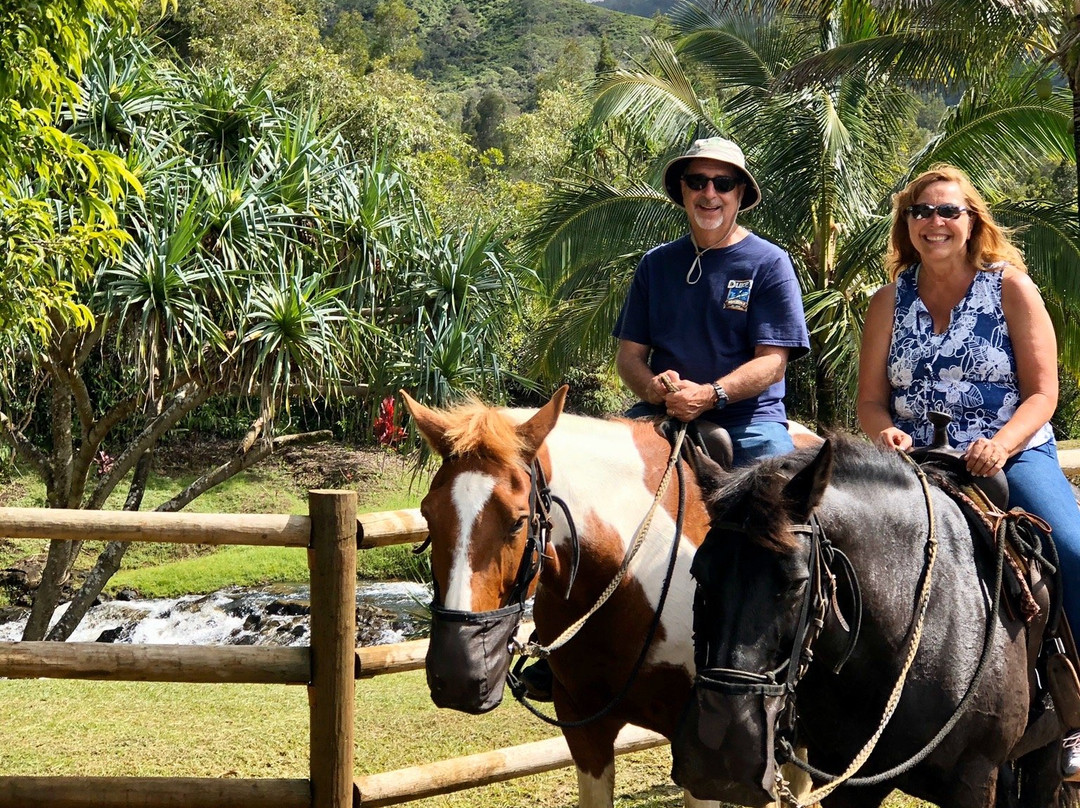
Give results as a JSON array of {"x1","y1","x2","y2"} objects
[
  {"x1": 0, "y1": 672, "x2": 934, "y2": 807},
  {"x1": 108, "y1": 545, "x2": 310, "y2": 597}
]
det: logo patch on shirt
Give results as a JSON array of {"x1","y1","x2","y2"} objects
[{"x1": 725, "y1": 279, "x2": 752, "y2": 311}]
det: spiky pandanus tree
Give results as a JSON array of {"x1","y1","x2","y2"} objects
[
  {"x1": 521, "y1": 0, "x2": 1079, "y2": 428},
  {"x1": 0, "y1": 31, "x2": 525, "y2": 640}
]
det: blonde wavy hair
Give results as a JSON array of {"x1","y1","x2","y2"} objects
[{"x1": 887, "y1": 164, "x2": 1026, "y2": 280}]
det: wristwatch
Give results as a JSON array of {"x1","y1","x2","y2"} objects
[{"x1": 710, "y1": 382, "x2": 728, "y2": 410}]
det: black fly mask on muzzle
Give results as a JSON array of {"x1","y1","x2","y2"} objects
[
  {"x1": 425, "y1": 460, "x2": 578, "y2": 714},
  {"x1": 426, "y1": 591, "x2": 528, "y2": 714}
]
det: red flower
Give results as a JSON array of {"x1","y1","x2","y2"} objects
[{"x1": 373, "y1": 395, "x2": 406, "y2": 447}]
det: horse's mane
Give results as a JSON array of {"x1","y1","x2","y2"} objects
[
  {"x1": 438, "y1": 397, "x2": 528, "y2": 465},
  {"x1": 827, "y1": 434, "x2": 912, "y2": 488},
  {"x1": 710, "y1": 435, "x2": 910, "y2": 553}
]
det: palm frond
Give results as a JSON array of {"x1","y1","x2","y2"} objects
[
  {"x1": 520, "y1": 179, "x2": 686, "y2": 294},
  {"x1": 589, "y1": 37, "x2": 718, "y2": 144}
]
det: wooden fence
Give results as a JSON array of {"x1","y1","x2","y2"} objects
[{"x1": 0, "y1": 492, "x2": 665, "y2": 808}]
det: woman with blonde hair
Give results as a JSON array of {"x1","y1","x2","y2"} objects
[{"x1": 857, "y1": 163, "x2": 1080, "y2": 777}]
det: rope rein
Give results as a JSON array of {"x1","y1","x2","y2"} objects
[
  {"x1": 780, "y1": 452, "x2": 940, "y2": 805},
  {"x1": 518, "y1": 422, "x2": 689, "y2": 658},
  {"x1": 509, "y1": 429, "x2": 686, "y2": 730},
  {"x1": 778, "y1": 452, "x2": 1015, "y2": 805}
]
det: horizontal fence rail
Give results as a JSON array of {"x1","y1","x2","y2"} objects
[
  {"x1": 355, "y1": 725, "x2": 667, "y2": 807},
  {"x1": 0, "y1": 500, "x2": 667, "y2": 808},
  {"x1": 0, "y1": 776, "x2": 312, "y2": 808},
  {"x1": 0, "y1": 642, "x2": 310, "y2": 683}
]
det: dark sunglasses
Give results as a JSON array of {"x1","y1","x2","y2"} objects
[
  {"x1": 905, "y1": 203, "x2": 970, "y2": 220},
  {"x1": 682, "y1": 173, "x2": 741, "y2": 193}
]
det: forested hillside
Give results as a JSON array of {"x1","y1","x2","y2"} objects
[
  {"x1": 589, "y1": 0, "x2": 672, "y2": 18},
  {"x1": 326, "y1": 0, "x2": 651, "y2": 104}
]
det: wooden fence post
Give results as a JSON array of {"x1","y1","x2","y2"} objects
[{"x1": 308, "y1": 490, "x2": 358, "y2": 808}]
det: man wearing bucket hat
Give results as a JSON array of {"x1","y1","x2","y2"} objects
[
  {"x1": 520, "y1": 138, "x2": 811, "y2": 704},
  {"x1": 613, "y1": 136, "x2": 810, "y2": 466}
]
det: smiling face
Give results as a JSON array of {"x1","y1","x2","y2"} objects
[
  {"x1": 681, "y1": 157, "x2": 744, "y2": 243},
  {"x1": 907, "y1": 180, "x2": 974, "y2": 267}
]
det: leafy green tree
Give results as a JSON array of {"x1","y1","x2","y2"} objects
[
  {"x1": 151, "y1": 0, "x2": 359, "y2": 103},
  {"x1": 0, "y1": 0, "x2": 140, "y2": 336},
  {"x1": 596, "y1": 34, "x2": 618, "y2": 75},
  {"x1": 328, "y1": 9, "x2": 371, "y2": 75},
  {"x1": 500, "y1": 83, "x2": 590, "y2": 185},
  {"x1": 369, "y1": 0, "x2": 422, "y2": 71},
  {"x1": 520, "y1": 0, "x2": 1077, "y2": 428},
  {"x1": 465, "y1": 89, "x2": 512, "y2": 153}
]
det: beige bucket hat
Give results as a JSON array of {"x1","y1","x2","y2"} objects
[{"x1": 662, "y1": 137, "x2": 761, "y2": 211}]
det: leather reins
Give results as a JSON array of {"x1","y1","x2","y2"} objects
[{"x1": 507, "y1": 422, "x2": 691, "y2": 728}]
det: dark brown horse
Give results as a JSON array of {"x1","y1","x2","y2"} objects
[{"x1": 672, "y1": 436, "x2": 1072, "y2": 808}]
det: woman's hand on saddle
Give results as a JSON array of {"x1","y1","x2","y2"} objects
[
  {"x1": 876, "y1": 427, "x2": 913, "y2": 453},
  {"x1": 964, "y1": 437, "x2": 1009, "y2": 477}
]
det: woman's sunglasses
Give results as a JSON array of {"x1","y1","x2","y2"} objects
[
  {"x1": 682, "y1": 173, "x2": 741, "y2": 193},
  {"x1": 905, "y1": 203, "x2": 970, "y2": 220}
]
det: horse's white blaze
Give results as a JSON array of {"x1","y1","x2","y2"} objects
[
  {"x1": 576, "y1": 762, "x2": 615, "y2": 808},
  {"x1": 446, "y1": 471, "x2": 497, "y2": 611},
  {"x1": 502, "y1": 410, "x2": 698, "y2": 673}
]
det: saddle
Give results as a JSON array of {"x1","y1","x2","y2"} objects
[
  {"x1": 655, "y1": 419, "x2": 734, "y2": 502},
  {"x1": 913, "y1": 413, "x2": 1080, "y2": 735},
  {"x1": 908, "y1": 411, "x2": 1010, "y2": 511}
]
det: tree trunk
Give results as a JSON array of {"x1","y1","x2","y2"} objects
[
  {"x1": 1073, "y1": 78, "x2": 1080, "y2": 212},
  {"x1": 814, "y1": 347, "x2": 838, "y2": 431},
  {"x1": 40, "y1": 430, "x2": 331, "y2": 640},
  {"x1": 21, "y1": 539, "x2": 77, "y2": 641},
  {"x1": 45, "y1": 451, "x2": 154, "y2": 641},
  {"x1": 1071, "y1": 2, "x2": 1080, "y2": 213}
]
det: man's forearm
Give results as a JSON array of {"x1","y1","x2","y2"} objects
[
  {"x1": 617, "y1": 352, "x2": 662, "y2": 404},
  {"x1": 716, "y1": 351, "x2": 787, "y2": 403}
]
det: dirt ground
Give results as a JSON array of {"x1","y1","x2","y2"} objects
[{"x1": 154, "y1": 435, "x2": 425, "y2": 510}]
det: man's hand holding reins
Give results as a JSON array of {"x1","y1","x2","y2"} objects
[{"x1": 660, "y1": 373, "x2": 715, "y2": 422}]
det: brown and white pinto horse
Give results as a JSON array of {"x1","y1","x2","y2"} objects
[{"x1": 403, "y1": 386, "x2": 817, "y2": 808}]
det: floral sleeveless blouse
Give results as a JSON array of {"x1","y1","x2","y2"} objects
[{"x1": 887, "y1": 264, "x2": 1054, "y2": 450}]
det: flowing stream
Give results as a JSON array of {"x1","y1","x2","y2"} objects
[{"x1": 0, "y1": 581, "x2": 433, "y2": 646}]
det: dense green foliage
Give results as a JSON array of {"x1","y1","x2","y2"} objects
[
  {"x1": 520, "y1": 0, "x2": 1080, "y2": 429},
  {"x1": 325, "y1": 0, "x2": 650, "y2": 105},
  {"x1": 0, "y1": 17, "x2": 531, "y2": 639}
]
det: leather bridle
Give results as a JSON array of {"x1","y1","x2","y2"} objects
[{"x1": 694, "y1": 515, "x2": 862, "y2": 739}]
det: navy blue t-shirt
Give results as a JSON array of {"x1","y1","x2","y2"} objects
[{"x1": 612, "y1": 233, "x2": 809, "y2": 427}]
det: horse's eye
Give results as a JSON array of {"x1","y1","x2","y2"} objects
[
  {"x1": 777, "y1": 575, "x2": 808, "y2": 600},
  {"x1": 510, "y1": 515, "x2": 529, "y2": 536}
]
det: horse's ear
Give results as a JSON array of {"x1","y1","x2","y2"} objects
[
  {"x1": 400, "y1": 390, "x2": 453, "y2": 458},
  {"x1": 782, "y1": 439, "x2": 834, "y2": 521},
  {"x1": 517, "y1": 385, "x2": 568, "y2": 460}
]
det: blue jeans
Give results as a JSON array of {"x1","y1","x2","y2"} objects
[
  {"x1": 623, "y1": 402, "x2": 794, "y2": 468},
  {"x1": 1004, "y1": 441, "x2": 1080, "y2": 634}
]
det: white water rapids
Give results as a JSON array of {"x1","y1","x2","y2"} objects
[{"x1": 0, "y1": 581, "x2": 433, "y2": 646}]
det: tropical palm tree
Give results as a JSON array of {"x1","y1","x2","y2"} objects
[{"x1": 521, "y1": 0, "x2": 1077, "y2": 428}]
